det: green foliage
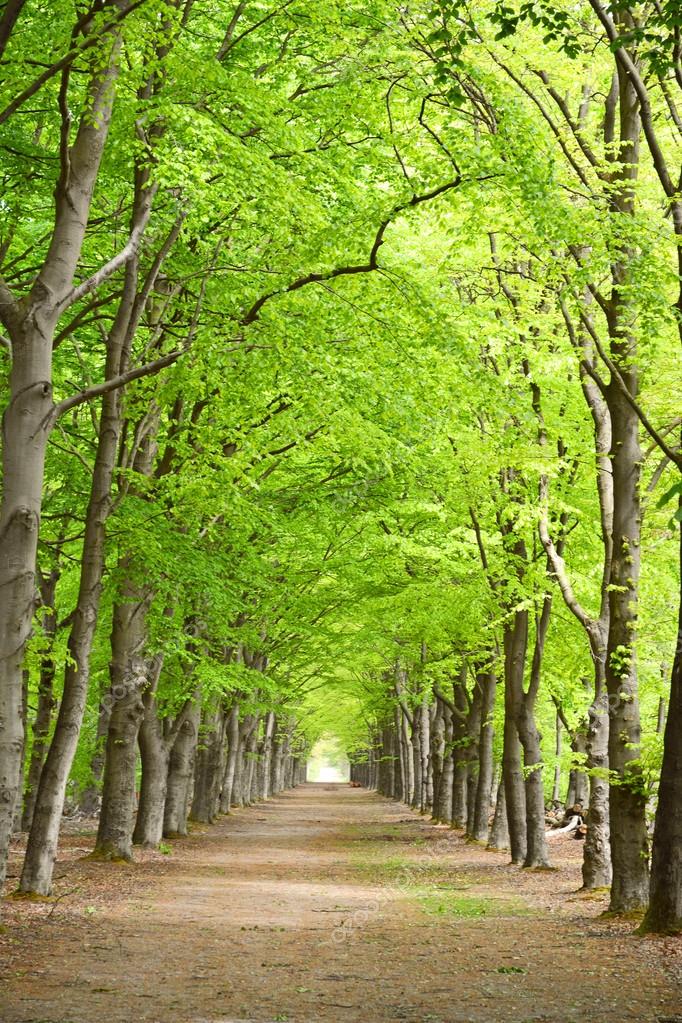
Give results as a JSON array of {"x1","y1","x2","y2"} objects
[{"x1": 2, "y1": 0, "x2": 678, "y2": 803}]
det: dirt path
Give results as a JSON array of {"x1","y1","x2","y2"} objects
[{"x1": 2, "y1": 784, "x2": 681, "y2": 1023}]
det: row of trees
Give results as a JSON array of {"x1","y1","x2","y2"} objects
[{"x1": 0, "y1": 0, "x2": 679, "y2": 934}]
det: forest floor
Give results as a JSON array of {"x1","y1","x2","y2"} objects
[{"x1": 1, "y1": 785, "x2": 682, "y2": 1023}]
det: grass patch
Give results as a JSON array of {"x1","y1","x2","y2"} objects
[
  {"x1": 349, "y1": 839, "x2": 537, "y2": 921},
  {"x1": 352, "y1": 852, "x2": 489, "y2": 888},
  {"x1": 414, "y1": 884, "x2": 534, "y2": 920}
]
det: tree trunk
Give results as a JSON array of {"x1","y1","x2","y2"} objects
[
  {"x1": 598, "y1": 50, "x2": 649, "y2": 915},
  {"x1": 256, "y1": 712, "x2": 275, "y2": 801},
  {"x1": 641, "y1": 513, "x2": 682, "y2": 933},
  {"x1": 400, "y1": 708, "x2": 414, "y2": 804},
  {"x1": 164, "y1": 696, "x2": 200, "y2": 838},
  {"x1": 502, "y1": 702, "x2": 526, "y2": 864},
  {"x1": 430, "y1": 703, "x2": 445, "y2": 818},
  {"x1": 191, "y1": 704, "x2": 224, "y2": 823},
  {"x1": 19, "y1": 188, "x2": 156, "y2": 895},
  {"x1": 91, "y1": 568, "x2": 156, "y2": 862},
  {"x1": 433, "y1": 701, "x2": 453, "y2": 822},
  {"x1": 582, "y1": 689, "x2": 611, "y2": 889},
  {"x1": 502, "y1": 616, "x2": 527, "y2": 865},
  {"x1": 565, "y1": 723, "x2": 589, "y2": 810},
  {"x1": 132, "y1": 659, "x2": 169, "y2": 849},
  {"x1": 78, "y1": 687, "x2": 112, "y2": 816},
  {"x1": 451, "y1": 751, "x2": 468, "y2": 828},
  {"x1": 21, "y1": 568, "x2": 59, "y2": 832},
  {"x1": 13, "y1": 671, "x2": 29, "y2": 832},
  {"x1": 488, "y1": 769, "x2": 510, "y2": 851},
  {"x1": 243, "y1": 713, "x2": 260, "y2": 805},
  {"x1": 465, "y1": 682, "x2": 483, "y2": 837},
  {"x1": 604, "y1": 385, "x2": 649, "y2": 911},
  {"x1": 410, "y1": 712, "x2": 423, "y2": 811},
  {"x1": 270, "y1": 733, "x2": 282, "y2": 796},
  {"x1": 92, "y1": 685, "x2": 145, "y2": 861},
  {"x1": 552, "y1": 710, "x2": 562, "y2": 803},
  {"x1": 220, "y1": 703, "x2": 241, "y2": 813},
  {"x1": 0, "y1": 37, "x2": 122, "y2": 886},
  {"x1": 419, "y1": 700, "x2": 431, "y2": 811},
  {"x1": 451, "y1": 674, "x2": 469, "y2": 829},
  {"x1": 506, "y1": 596, "x2": 551, "y2": 869},
  {"x1": 516, "y1": 703, "x2": 551, "y2": 868},
  {"x1": 378, "y1": 723, "x2": 394, "y2": 797},
  {"x1": 471, "y1": 669, "x2": 496, "y2": 843},
  {"x1": 393, "y1": 707, "x2": 404, "y2": 801}
]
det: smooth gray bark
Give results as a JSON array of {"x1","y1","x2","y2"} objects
[
  {"x1": 164, "y1": 696, "x2": 200, "y2": 838},
  {"x1": 0, "y1": 34, "x2": 122, "y2": 888}
]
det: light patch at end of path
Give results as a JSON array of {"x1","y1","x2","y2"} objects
[{"x1": 306, "y1": 734, "x2": 350, "y2": 782}]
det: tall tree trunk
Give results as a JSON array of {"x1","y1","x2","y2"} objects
[
  {"x1": 393, "y1": 707, "x2": 404, "y2": 801},
  {"x1": 410, "y1": 711, "x2": 423, "y2": 811},
  {"x1": 419, "y1": 700, "x2": 431, "y2": 811},
  {"x1": 164, "y1": 695, "x2": 200, "y2": 839},
  {"x1": 471, "y1": 669, "x2": 496, "y2": 843},
  {"x1": 400, "y1": 708, "x2": 414, "y2": 804},
  {"x1": 582, "y1": 686, "x2": 612, "y2": 890},
  {"x1": 132, "y1": 658, "x2": 169, "y2": 849},
  {"x1": 256, "y1": 712, "x2": 275, "y2": 801},
  {"x1": 488, "y1": 768, "x2": 510, "y2": 851},
  {"x1": 378, "y1": 723, "x2": 394, "y2": 797},
  {"x1": 19, "y1": 174, "x2": 157, "y2": 894},
  {"x1": 598, "y1": 46, "x2": 649, "y2": 915},
  {"x1": 243, "y1": 713, "x2": 260, "y2": 805},
  {"x1": 502, "y1": 616, "x2": 527, "y2": 865},
  {"x1": 515, "y1": 703, "x2": 550, "y2": 868},
  {"x1": 79, "y1": 687, "x2": 113, "y2": 816},
  {"x1": 91, "y1": 572, "x2": 154, "y2": 861},
  {"x1": 430, "y1": 703, "x2": 445, "y2": 818},
  {"x1": 92, "y1": 684, "x2": 145, "y2": 862},
  {"x1": 433, "y1": 701, "x2": 453, "y2": 822},
  {"x1": 220, "y1": 703, "x2": 241, "y2": 813},
  {"x1": 191, "y1": 704, "x2": 224, "y2": 823},
  {"x1": 465, "y1": 681, "x2": 483, "y2": 837},
  {"x1": 603, "y1": 387, "x2": 649, "y2": 910},
  {"x1": 552, "y1": 710, "x2": 562, "y2": 803},
  {"x1": 0, "y1": 36, "x2": 122, "y2": 887},
  {"x1": 269, "y1": 730, "x2": 281, "y2": 797},
  {"x1": 516, "y1": 597, "x2": 553, "y2": 870},
  {"x1": 235, "y1": 713, "x2": 256, "y2": 806},
  {"x1": 21, "y1": 567, "x2": 59, "y2": 832},
  {"x1": 13, "y1": 671, "x2": 29, "y2": 831},
  {"x1": 451, "y1": 672, "x2": 469, "y2": 829},
  {"x1": 641, "y1": 510, "x2": 682, "y2": 932}
]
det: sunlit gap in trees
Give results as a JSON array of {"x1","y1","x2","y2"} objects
[{"x1": 306, "y1": 735, "x2": 350, "y2": 783}]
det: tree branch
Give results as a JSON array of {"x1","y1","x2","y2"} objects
[
  {"x1": 0, "y1": 0, "x2": 146, "y2": 127},
  {"x1": 551, "y1": 693, "x2": 573, "y2": 736},
  {"x1": 240, "y1": 175, "x2": 466, "y2": 327},
  {"x1": 538, "y1": 477, "x2": 593, "y2": 633},
  {"x1": 48, "y1": 349, "x2": 183, "y2": 426},
  {"x1": 578, "y1": 307, "x2": 682, "y2": 469},
  {"x1": 0, "y1": 0, "x2": 26, "y2": 61},
  {"x1": 58, "y1": 189, "x2": 159, "y2": 313},
  {"x1": 588, "y1": 0, "x2": 678, "y2": 199}
]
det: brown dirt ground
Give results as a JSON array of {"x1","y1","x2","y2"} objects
[{"x1": 1, "y1": 784, "x2": 681, "y2": 1023}]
